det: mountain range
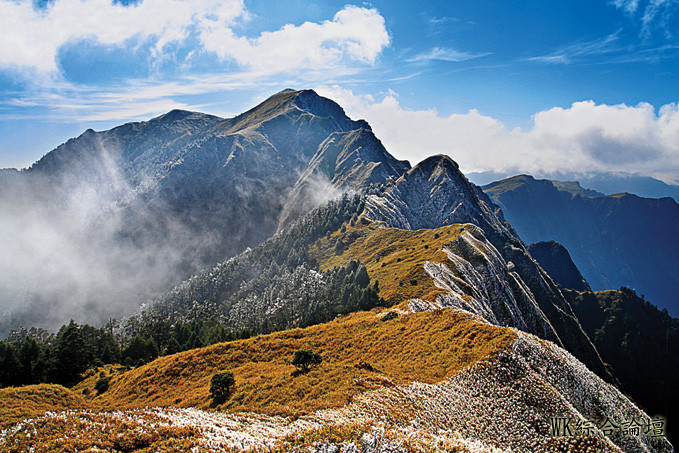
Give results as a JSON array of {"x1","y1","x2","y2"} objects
[
  {"x1": 483, "y1": 174, "x2": 679, "y2": 315},
  {"x1": 0, "y1": 89, "x2": 675, "y2": 452}
]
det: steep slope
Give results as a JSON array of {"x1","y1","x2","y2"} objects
[
  {"x1": 528, "y1": 240, "x2": 591, "y2": 292},
  {"x1": 483, "y1": 174, "x2": 679, "y2": 315},
  {"x1": 2, "y1": 308, "x2": 671, "y2": 453},
  {"x1": 566, "y1": 287, "x2": 679, "y2": 445},
  {"x1": 279, "y1": 126, "x2": 409, "y2": 227},
  {"x1": 363, "y1": 155, "x2": 608, "y2": 381},
  {"x1": 0, "y1": 89, "x2": 409, "y2": 332}
]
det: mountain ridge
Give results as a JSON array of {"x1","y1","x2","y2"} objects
[
  {"x1": 0, "y1": 89, "x2": 409, "y2": 332},
  {"x1": 483, "y1": 174, "x2": 679, "y2": 315},
  {"x1": 1, "y1": 88, "x2": 674, "y2": 451}
]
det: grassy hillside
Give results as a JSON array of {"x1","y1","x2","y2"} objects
[
  {"x1": 0, "y1": 384, "x2": 88, "y2": 428},
  {"x1": 312, "y1": 220, "x2": 465, "y2": 306},
  {"x1": 68, "y1": 308, "x2": 514, "y2": 419}
]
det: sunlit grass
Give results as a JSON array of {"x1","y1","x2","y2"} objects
[
  {"x1": 0, "y1": 384, "x2": 88, "y2": 428},
  {"x1": 80, "y1": 308, "x2": 514, "y2": 419},
  {"x1": 311, "y1": 220, "x2": 464, "y2": 306}
]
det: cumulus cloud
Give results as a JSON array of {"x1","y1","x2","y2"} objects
[
  {"x1": 0, "y1": 0, "x2": 389, "y2": 74},
  {"x1": 315, "y1": 85, "x2": 679, "y2": 181},
  {"x1": 199, "y1": 5, "x2": 390, "y2": 73}
]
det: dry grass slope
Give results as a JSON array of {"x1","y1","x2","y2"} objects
[
  {"x1": 311, "y1": 221, "x2": 464, "y2": 306},
  {"x1": 0, "y1": 384, "x2": 88, "y2": 428},
  {"x1": 76, "y1": 308, "x2": 514, "y2": 419}
]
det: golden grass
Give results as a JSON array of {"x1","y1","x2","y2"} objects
[
  {"x1": 82, "y1": 308, "x2": 515, "y2": 419},
  {"x1": 2, "y1": 410, "x2": 200, "y2": 453},
  {"x1": 0, "y1": 384, "x2": 88, "y2": 428},
  {"x1": 310, "y1": 220, "x2": 464, "y2": 305}
]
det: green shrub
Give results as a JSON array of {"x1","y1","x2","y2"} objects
[
  {"x1": 210, "y1": 371, "x2": 235, "y2": 404},
  {"x1": 94, "y1": 376, "x2": 111, "y2": 395},
  {"x1": 380, "y1": 312, "x2": 399, "y2": 322},
  {"x1": 291, "y1": 349, "x2": 322, "y2": 373}
]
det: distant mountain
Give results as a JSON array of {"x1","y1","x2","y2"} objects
[
  {"x1": 528, "y1": 240, "x2": 591, "y2": 292},
  {"x1": 575, "y1": 172, "x2": 679, "y2": 202},
  {"x1": 0, "y1": 89, "x2": 408, "y2": 332},
  {"x1": 483, "y1": 174, "x2": 679, "y2": 315},
  {"x1": 468, "y1": 170, "x2": 679, "y2": 202}
]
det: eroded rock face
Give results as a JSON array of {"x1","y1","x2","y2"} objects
[
  {"x1": 365, "y1": 155, "x2": 510, "y2": 235},
  {"x1": 420, "y1": 226, "x2": 559, "y2": 343},
  {"x1": 364, "y1": 154, "x2": 609, "y2": 381}
]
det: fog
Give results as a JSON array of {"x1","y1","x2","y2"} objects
[{"x1": 0, "y1": 145, "x2": 223, "y2": 337}]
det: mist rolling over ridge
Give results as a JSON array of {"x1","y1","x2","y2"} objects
[{"x1": 0, "y1": 90, "x2": 409, "y2": 335}]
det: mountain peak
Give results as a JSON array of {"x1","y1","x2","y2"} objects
[
  {"x1": 219, "y1": 88, "x2": 367, "y2": 134},
  {"x1": 366, "y1": 153, "x2": 509, "y2": 235},
  {"x1": 292, "y1": 89, "x2": 368, "y2": 132},
  {"x1": 413, "y1": 154, "x2": 460, "y2": 172}
]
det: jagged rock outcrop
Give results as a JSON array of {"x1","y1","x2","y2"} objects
[
  {"x1": 420, "y1": 225, "x2": 558, "y2": 341},
  {"x1": 364, "y1": 155, "x2": 610, "y2": 381}
]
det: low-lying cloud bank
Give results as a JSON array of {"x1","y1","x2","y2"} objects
[{"x1": 317, "y1": 85, "x2": 679, "y2": 184}]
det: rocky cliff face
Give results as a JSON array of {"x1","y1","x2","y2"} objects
[
  {"x1": 364, "y1": 155, "x2": 609, "y2": 381},
  {"x1": 528, "y1": 240, "x2": 591, "y2": 292}
]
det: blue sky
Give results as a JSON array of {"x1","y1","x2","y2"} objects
[{"x1": 2, "y1": 0, "x2": 679, "y2": 182}]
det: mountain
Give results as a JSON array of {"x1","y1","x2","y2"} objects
[
  {"x1": 0, "y1": 89, "x2": 408, "y2": 333},
  {"x1": 528, "y1": 241, "x2": 591, "y2": 292},
  {"x1": 483, "y1": 174, "x2": 679, "y2": 315},
  {"x1": 1, "y1": 89, "x2": 674, "y2": 452},
  {"x1": 575, "y1": 172, "x2": 679, "y2": 202},
  {"x1": 363, "y1": 156, "x2": 608, "y2": 379},
  {"x1": 127, "y1": 153, "x2": 610, "y2": 383},
  {"x1": 468, "y1": 170, "x2": 679, "y2": 202}
]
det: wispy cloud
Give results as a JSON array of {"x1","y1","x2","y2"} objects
[
  {"x1": 611, "y1": 0, "x2": 679, "y2": 39},
  {"x1": 641, "y1": 0, "x2": 679, "y2": 38},
  {"x1": 611, "y1": 0, "x2": 640, "y2": 14},
  {"x1": 406, "y1": 47, "x2": 490, "y2": 63},
  {"x1": 0, "y1": 73, "x2": 268, "y2": 123},
  {"x1": 524, "y1": 31, "x2": 623, "y2": 64}
]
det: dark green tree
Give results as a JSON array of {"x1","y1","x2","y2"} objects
[
  {"x1": 49, "y1": 321, "x2": 92, "y2": 386},
  {"x1": 210, "y1": 371, "x2": 235, "y2": 404},
  {"x1": 291, "y1": 348, "x2": 322, "y2": 373},
  {"x1": 0, "y1": 343, "x2": 21, "y2": 387}
]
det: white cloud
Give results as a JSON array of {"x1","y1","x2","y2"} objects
[
  {"x1": 406, "y1": 47, "x2": 490, "y2": 63},
  {"x1": 611, "y1": 0, "x2": 679, "y2": 38},
  {"x1": 524, "y1": 31, "x2": 622, "y2": 65},
  {"x1": 315, "y1": 85, "x2": 679, "y2": 181},
  {"x1": 199, "y1": 5, "x2": 390, "y2": 73},
  {"x1": 0, "y1": 1, "x2": 389, "y2": 74},
  {"x1": 612, "y1": 0, "x2": 640, "y2": 14}
]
